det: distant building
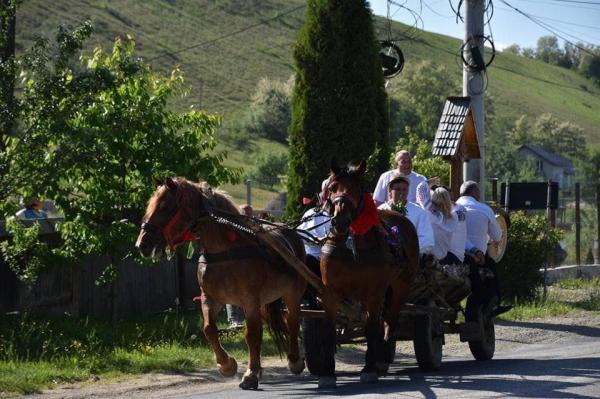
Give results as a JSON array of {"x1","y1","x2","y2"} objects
[{"x1": 516, "y1": 144, "x2": 574, "y2": 188}]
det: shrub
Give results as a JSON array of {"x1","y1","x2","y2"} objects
[
  {"x1": 496, "y1": 211, "x2": 561, "y2": 302},
  {"x1": 248, "y1": 152, "x2": 288, "y2": 189}
]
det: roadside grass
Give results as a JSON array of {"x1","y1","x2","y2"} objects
[
  {"x1": 500, "y1": 277, "x2": 600, "y2": 321},
  {"x1": 0, "y1": 310, "x2": 277, "y2": 397}
]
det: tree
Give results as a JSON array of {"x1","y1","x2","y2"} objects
[
  {"x1": 531, "y1": 113, "x2": 587, "y2": 159},
  {"x1": 578, "y1": 46, "x2": 600, "y2": 84},
  {"x1": 1, "y1": 23, "x2": 238, "y2": 283},
  {"x1": 392, "y1": 132, "x2": 449, "y2": 186},
  {"x1": 503, "y1": 44, "x2": 521, "y2": 55},
  {"x1": 286, "y1": 0, "x2": 389, "y2": 218},
  {"x1": 394, "y1": 60, "x2": 461, "y2": 140},
  {"x1": 536, "y1": 35, "x2": 563, "y2": 66},
  {"x1": 244, "y1": 77, "x2": 293, "y2": 144}
]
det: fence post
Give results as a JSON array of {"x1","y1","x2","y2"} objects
[
  {"x1": 245, "y1": 179, "x2": 252, "y2": 206},
  {"x1": 595, "y1": 184, "x2": 600, "y2": 265},
  {"x1": 575, "y1": 182, "x2": 581, "y2": 266},
  {"x1": 490, "y1": 177, "x2": 498, "y2": 203},
  {"x1": 504, "y1": 181, "x2": 510, "y2": 212}
]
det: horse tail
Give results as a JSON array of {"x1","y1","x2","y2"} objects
[{"x1": 263, "y1": 298, "x2": 289, "y2": 357}]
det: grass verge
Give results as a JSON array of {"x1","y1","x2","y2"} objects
[{"x1": 0, "y1": 310, "x2": 277, "y2": 397}]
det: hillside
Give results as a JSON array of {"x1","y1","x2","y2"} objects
[{"x1": 14, "y1": 0, "x2": 600, "y2": 205}]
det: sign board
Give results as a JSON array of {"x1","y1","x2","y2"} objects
[{"x1": 500, "y1": 182, "x2": 559, "y2": 210}]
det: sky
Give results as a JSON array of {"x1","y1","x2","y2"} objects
[{"x1": 369, "y1": 0, "x2": 600, "y2": 50}]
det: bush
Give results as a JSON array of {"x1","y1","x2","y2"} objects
[
  {"x1": 496, "y1": 212, "x2": 561, "y2": 302},
  {"x1": 248, "y1": 152, "x2": 288, "y2": 189}
]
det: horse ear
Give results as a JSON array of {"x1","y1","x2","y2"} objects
[
  {"x1": 151, "y1": 176, "x2": 162, "y2": 187},
  {"x1": 164, "y1": 177, "x2": 178, "y2": 192},
  {"x1": 357, "y1": 159, "x2": 367, "y2": 176},
  {"x1": 330, "y1": 157, "x2": 341, "y2": 176}
]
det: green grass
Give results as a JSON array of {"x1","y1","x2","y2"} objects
[
  {"x1": 0, "y1": 311, "x2": 278, "y2": 397},
  {"x1": 499, "y1": 277, "x2": 600, "y2": 321},
  {"x1": 15, "y1": 0, "x2": 600, "y2": 157}
]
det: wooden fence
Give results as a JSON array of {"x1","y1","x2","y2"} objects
[{"x1": 0, "y1": 229, "x2": 201, "y2": 319}]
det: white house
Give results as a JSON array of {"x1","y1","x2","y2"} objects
[{"x1": 516, "y1": 144, "x2": 574, "y2": 188}]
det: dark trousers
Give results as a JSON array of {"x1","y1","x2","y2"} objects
[
  {"x1": 465, "y1": 254, "x2": 501, "y2": 305},
  {"x1": 303, "y1": 254, "x2": 321, "y2": 307}
]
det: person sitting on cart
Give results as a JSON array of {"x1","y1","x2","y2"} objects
[
  {"x1": 456, "y1": 181, "x2": 512, "y2": 316},
  {"x1": 297, "y1": 178, "x2": 332, "y2": 305},
  {"x1": 378, "y1": 173, "x2": 434, "y2": 258},
  {"x1": 415, "y1": 182, "x2": 462, "y2": 263}
]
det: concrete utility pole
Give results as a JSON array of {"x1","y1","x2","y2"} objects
[{"x1": 462, "y1": 0, "x2": 486, "y2": 199}]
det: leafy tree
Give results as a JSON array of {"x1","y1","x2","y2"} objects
[
  {"x1": 521, "y1": 47, "x2": 535, "y2": 59},
  {"x1": 502, "y1": 44, "x2": 521, "y2": 55},
  {"x1": 287, "y1": 0, "x2": 389, "y2": 218},
  {"x1": 1, "y1": 23, "x2": 238, "y2": 283},
  {"x1": 578, "y1": 46, "x2": 600, "y2": 84},
  {"x1": 244, "y1": 77, "x2": 293, "y2": 144},
  {"x1": 531, "y1": 113, "x2": 587, "y2": 159},
  {"x1": 536, "y1": 35, "x2": 563, "y2": 66},
  {"x1": 394, "y1": 60, "x2": 461, "y2": 140},
  {"x1": 248, "y1": 152, "x2": 288, "y2": 189}
]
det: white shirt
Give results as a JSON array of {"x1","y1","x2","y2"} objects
[
  {"x1": 449, "y1": 205, "x2": 470, "y2": 262},
  {"x1": 429, "y1": 211, "x2": 458, "y2": 260},
  {"x1": 297, "y1": 208, "x2": 331, "y2": 258},
  {"x1": 373, "y1": 170, "x2": 427, "y2": 204},
  {"x1": 379, "y1": 201, "x2": 434, "y2": 254},
  {"x1": 455, "y1": 196, "x2": 502, "y2": 254}
]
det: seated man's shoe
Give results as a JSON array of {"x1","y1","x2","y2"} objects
[{"x1": 491, "y1": 304, "x2": 513, "y2": 317}]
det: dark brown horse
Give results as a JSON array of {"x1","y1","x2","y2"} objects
[
  {"x1": 317, "y1": 160, "x2": 419, "y2": 387},
  {"x1": 135, "y1": 177, "x2": 307, "y2": 390}
]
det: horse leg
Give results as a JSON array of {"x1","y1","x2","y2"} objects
[
  {"x1": 318, "y1": 289, "x2": 338, "y2": 388},
  {"x1": 283, "y1": 290, "x2": 305, "y2": 375},
  {"x1": 239, "y1": 304, "x2": 262, "y2": 390},
  {"x1": 361, "y1": 294, "x2": 385, "y2": 383},
  {"x1": 201, "y1": 293, "x2": 238, "y2": 377}
]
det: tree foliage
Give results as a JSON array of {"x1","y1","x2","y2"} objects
[
  {"x1": 1, "y1": 23, "x2": 238, "y2": 283},
  {"x1": 392, "y1": 132, "x2": 449, "y2": 186},
  {"x1": 392, "y1": 60, "x2": 460, "y2": 140},
  {"x1": 497, "y1": 212, "x2": 561, "y2": 302},
  {"x1": 286, "y1": 0, "x2": 389, "y2": 218},
  {"x1": 244, "y1": 77, "x2": 293, "y2": 144}
]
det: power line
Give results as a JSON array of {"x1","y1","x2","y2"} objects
[
  {"x1": 499, "y1": 0, "x2": 596, "y2": 54},
  {"x1": 148, "y1": 4, "x2": 305, "y2": 62},
  {"x1": 496, "y1": 6, "x2": 600, "y2": 31},
  {"x1": 514, "y1": 0, "x2": 600, "y2": 11}
]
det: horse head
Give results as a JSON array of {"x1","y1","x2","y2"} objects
[
  {"x1": 327, "y1": 159, "x2": 366, "y2": 235},
  {"x1": 135, "y1": 177, "x2": 205, "y2": 257}
]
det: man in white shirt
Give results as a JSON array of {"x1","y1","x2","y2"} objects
[
  {"x1": 456, "y1": 181, "x2": 510, "y2": 316},
  {"x1": 373, "y1": 150, "x2": 427, "y2": 206},
  {"x1": 377, "y1": 174, "x2": 434, "y2": 255}
]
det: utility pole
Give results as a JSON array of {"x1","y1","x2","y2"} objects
[{"x1": 462, "y1": 0, "x2": 486, "y2": 199}]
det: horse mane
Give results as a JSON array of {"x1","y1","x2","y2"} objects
[{"x1": 145, "y1": 177, "x2": 240, "y2": 220}]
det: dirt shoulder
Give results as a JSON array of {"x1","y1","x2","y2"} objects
[{"x1": 25, "y1": 312, "x2": 600, "y2": 399}]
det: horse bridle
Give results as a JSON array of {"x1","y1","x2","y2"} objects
[
  {"x1": 141, "y1": 186, "x2": 210, "y2": 251},
  {"x1": 328, "y1": 189, "x2": 365, "y2": 229}
]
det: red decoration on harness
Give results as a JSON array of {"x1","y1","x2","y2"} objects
[
  {"x1": 227, "y1": 230, "x2": 238, "y2": 242},
  {"x1": 302, "y1": 197, "x2": 312, "y2": 205},
  {"x1": 349, "y1": 193, "x2": 380, "y2": 235}
]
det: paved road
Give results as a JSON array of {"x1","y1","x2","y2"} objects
[{"x1": 173, "y1": 337, "x2": 600, "y2": 399}]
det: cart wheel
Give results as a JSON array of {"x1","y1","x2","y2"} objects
[
  {"x1": 413, "y1": 312, "x2": 443, "y2": 371},
  {"x1": 302, "y1": 316, "x2": 323, "y2": 375},
  {"x1": 465, "y1": 295, "x2": 496, "y2": 361}
]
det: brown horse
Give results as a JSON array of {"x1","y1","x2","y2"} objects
[
  {"x1": 135, "y1": 177, "x2": 307, "y2": 390},
  {"x1": 317, "y1": 160, "x2": 419, "y2": 387}
]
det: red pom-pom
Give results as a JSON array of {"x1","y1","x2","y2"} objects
[
  {"x1": 227, "y1": 230, "x2": 237, "y2": 242},
  {"x1": 302, "y1": 197, "x2": 312, "y2": 205}
]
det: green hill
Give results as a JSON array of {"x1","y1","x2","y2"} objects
[{"x1": 14, "y1": 0, "x2": 600, "y2": 205}]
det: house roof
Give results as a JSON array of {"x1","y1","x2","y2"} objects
[
  {"x1": 431, "y1": 96, "x2": 480, "y2": 159},
  {"x1": 518, "y1": 144, "x2": 574, "y2": 168}
]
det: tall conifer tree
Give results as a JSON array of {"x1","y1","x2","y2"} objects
[{"x1": 286, "y1": 0, "x2": 389, "y2": 218}]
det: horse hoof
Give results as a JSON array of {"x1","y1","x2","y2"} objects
[
  {"x1": 376, "y1": 361, "x2": 390, "y2": 375},
  {"x1": 217, "y1": 357, "x2": 238, "y2": 377},
  {"x1": 318, "y1": 376, "x2": 336, "y2": 389},
  {"x1": 288, "y1": 356, "x2": 305, "y2": 375},
  {"x1": 239, "y1": 369, "x2": 259, "y2": 390},
  {"x1": 360, "y1": 371, "x2": 379, "y2": 383}
]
